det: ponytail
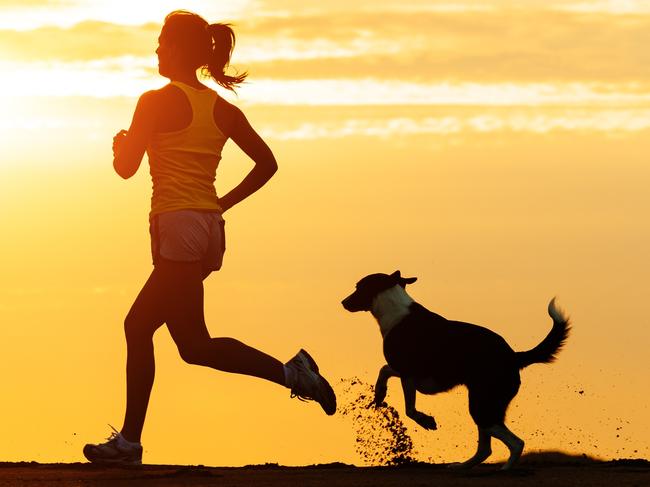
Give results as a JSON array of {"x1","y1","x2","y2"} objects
[
  {"x1": 162, "y1": 11, "x2": 247, "y2": 93},
  {"x1": 204, "y1": 23, "x2": 247, "y2": 92}
]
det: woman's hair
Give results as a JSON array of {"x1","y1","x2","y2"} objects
[{"x1": 162, "y1": 10, "x2": 247, "y2": 92}]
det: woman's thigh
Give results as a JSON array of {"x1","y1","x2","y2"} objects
[{"x1": 156, "y1": 260, "x2": 212, "y2": 349}]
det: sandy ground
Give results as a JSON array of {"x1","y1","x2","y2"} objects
[{"x1": 0, "y1": 456, "x2": 647, "y2": 487}]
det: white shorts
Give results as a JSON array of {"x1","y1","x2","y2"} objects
[{"x1": 150, "y1": 210, "x2": 226, "y2": 272}]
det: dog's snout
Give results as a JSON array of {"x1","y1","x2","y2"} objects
[{"x1": 342, "y1": 293, "x2": 361, "y2": 312}]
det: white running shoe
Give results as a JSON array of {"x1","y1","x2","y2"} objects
[
  {"x1": 83, "y1": 426, "x2": 143, "y2": 466},
  {"x1": 285, "y1": 349, "x2": 337, "y2": 415}
]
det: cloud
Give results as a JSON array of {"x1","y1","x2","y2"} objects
[
  {"x1": 246, "y1": 0, "x2": 495, "y2": 16},
  {"x1": 258, "y1": 109, "x2": 650, "y2": 140},
  {"x1": 0, "y1": 0, "x2": 72, "y2": 6},
  {"x1": 235, "y1": 10, "x2": 650, "y2": 82},
  {"x1": 0, "y1": 1, "x2": 252, "y2": 29},
  {"x1": 3, "y1": 92, "x2": 649, "y2": 138},
  {"x1": 557, "y1": 1, "x2": 650, "y2": 14},
  {"x1": 3, "y1": 54, "x2": 650, "y2": 107},
  {"x1": 0, "y1": 21, "x2": 159, "y2": 60},
  {"x1": 8, "y1": 0, "x2": 646, "y2": 15},
  {"x1": 251, "y1": 0, "x2": 650, "y2": 15},
  {"x1": 236, "y1": 79, "x2": 650, "y2": 106},
  {"x1": 1, "y1": 9, "x2": 649, "y2": 84}
]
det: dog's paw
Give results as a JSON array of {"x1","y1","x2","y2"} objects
[
  {"x1": 373, "y1": 394, "x2": 387, "y2": 406},
  {"x1": 415, "y1": 414, "x2": 438, "y2": 430},
  {"x1": 370, "y1": 400, "x2": 388, "y2": 409}
]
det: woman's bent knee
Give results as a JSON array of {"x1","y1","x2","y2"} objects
[{"x1": 178, "y1": 344, "x2": 210, "y2": 366}]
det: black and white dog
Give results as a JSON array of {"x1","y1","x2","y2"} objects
[{"x1": 341, "y1": 271, "x2": 570, "y2": 470}]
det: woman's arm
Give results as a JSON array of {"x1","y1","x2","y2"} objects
[
  {"x1": 113, "y1": 91, "x2": 157, "y2": 179},
  {"x1": 218, "y1": 106, "x2": 278, "y2": 212}
]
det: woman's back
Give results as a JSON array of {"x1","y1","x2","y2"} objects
[{"x1": 147, "y1": 81, "x2": 228, "y2": 217}]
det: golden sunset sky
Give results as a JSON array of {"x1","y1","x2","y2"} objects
[{"x1": 0, "y1": 0, "x2": 648, "y2": 466}]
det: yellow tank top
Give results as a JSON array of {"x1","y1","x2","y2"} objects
[{"x1": 147, "y1": 81, "x2": 227, "y2": 217}]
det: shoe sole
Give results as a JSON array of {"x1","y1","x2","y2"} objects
[
  {"x1": 299, "y1": 349, "x2": 337, "y2": 416},
  {"x1": 83, "y1": 445, "x2": 142, "y2": 466}
]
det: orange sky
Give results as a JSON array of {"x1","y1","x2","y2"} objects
[{"x1": 0, "y1": 0, "x2": 648, "y2": 467}]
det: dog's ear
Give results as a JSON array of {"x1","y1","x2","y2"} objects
[
  {"x1": 392, "y1": 271, "x2": 417, "y2": 286},
  {"x1": 401, "y1": 276, "x2": 417, "y2": 286}
]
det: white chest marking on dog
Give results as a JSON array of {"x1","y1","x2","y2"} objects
[{"x1": 371, "y1": 285, "x2": 414, "y2": 337}]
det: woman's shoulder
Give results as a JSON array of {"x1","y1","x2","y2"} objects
[
  {"x1": 141, "y1": 84, "x2": 239, "y2": 111},
  {"x1": 214, "y1": 93, "x2": 242, "y2": 116},
  {"x1": 138, "y1": 84, "x2": 191, "y2": 105},
  {"x1": 212, "y1": 94, "x2": 246, "y2": 138},
  {"x1": 135, "y1": 84, "x2": 246, "y2": 137},
  {"x1": 135, "y1": 84, "x2": 197, "y2": 121},
  {"x1": 145, "y1": 84, "x2": 182, "y2": 104},
  {"x1": 132, "y1": 87, "x2": 169, "y2": 116}
]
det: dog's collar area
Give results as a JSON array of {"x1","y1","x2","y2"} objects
[{"x1": 371, "y1": 285, "x2": 414, "y2": 337}]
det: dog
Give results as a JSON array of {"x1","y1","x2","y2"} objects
[{"x1": 341, "y1": 271, "x2": 570, "y2": 470}]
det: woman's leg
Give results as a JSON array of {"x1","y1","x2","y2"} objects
[
  {"x1": 121, "y1": 268, "x2": 167, "y2": 443},
  {"x1": 159, "y1": 259, "x2": 286, "y2": 385}
]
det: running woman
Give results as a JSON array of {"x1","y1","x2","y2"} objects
[{"x1": 83, "y1": 10, "x2": 336, "y2": 466}]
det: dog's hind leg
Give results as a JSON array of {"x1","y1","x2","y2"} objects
[
  {"x1": 467, "y1": 375, "x2": 522, "y2": 469},
  {"x1": 374, "y1": 364, "x2": 399, "y2": 405},
  {"x1": 449, "y1": 427, "x2": 492, "y2": 469},
  {"x1": 487, "y1": 424, "x2": 524, "y2": 470}
]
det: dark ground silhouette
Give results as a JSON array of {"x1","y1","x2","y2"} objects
[
  {"x1": 4, "y1": 378, "x2": 645, "y2": 486},
  {"x1": 0, "y1": 455, "x2": 647, "y2": 487}
]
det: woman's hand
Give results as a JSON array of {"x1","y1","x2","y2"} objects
[
  {"x1": 113, "y1": 91, "x2": 156, "y2": 179},
  {"x1": 113, "y1": 130, "x2": 128, "y2": 157}
]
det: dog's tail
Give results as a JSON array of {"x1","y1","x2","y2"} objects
[{"x1": 516, "y1": 298, "x2": 570, "y2": 369}]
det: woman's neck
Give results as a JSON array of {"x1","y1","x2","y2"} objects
[{"x1": 167, "y1": 71, "x2": 205, "y2": 89}]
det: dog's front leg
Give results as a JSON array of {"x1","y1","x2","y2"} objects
[
  {"x1": 401, "y1": 377, "x2": 438, "y2": 430},
  {"x1": 374, "y1": 364, "x2": 399, "y2": 406}
]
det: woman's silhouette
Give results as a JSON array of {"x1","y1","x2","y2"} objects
[{"x1": 83, "y1": 10, "x2": 336, "y2": 465}]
